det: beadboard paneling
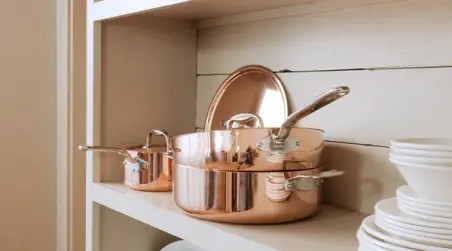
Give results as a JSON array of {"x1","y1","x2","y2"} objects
[
  {"x1": 197, "y1": 67, "x2": 452, "y2": 147},
  {"x1": 198, "y1": 0, "x2": 452, "y2": 74}
]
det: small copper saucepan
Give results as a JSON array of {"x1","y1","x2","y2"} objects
[{"x1": 79, "y1": 130, "x2": 172, "y2": 192}]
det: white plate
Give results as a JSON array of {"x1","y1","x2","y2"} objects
[
  {"x1": 161, "y1": 240, "x2": 208, "y2": 251},
  {"x1": 390, "y1": 152, "x2": 452, "y2": 166},
  {"x1": 377, "y1": 215, "x2": 452, "y2": 239},
  {"x1": 375, "y1": 217, "x2": 452, "y2": 247},
  {"x1": 358, "y1": 226, "x2": 415, "y2": 251},
  {"x1": 375, "y1": 198, "x2": 452, "y2": 230},
  {"x1": 390, "y1": 146, "x2": 452, "y2": 158},
  {"x1": 397, "y1": 185, "x2": 452, "y2": 208},
  {"x1": 397, "y1": 196, "x2": 452, "y2": 214},
  {"x1": 361, "y1": 215, "x2": 450, "y2": 251},
  {"x1": 398, "y1": 203, "x2": 452, "y2": 224},
  {"x1": 375, "y1": 213, "x2": 452, "y2": 235},
  {"x1": 398, "y1": 200, "x2": 452, "y2": 218},
  {"x1": 391, "y1": 138, "x2": 452, "y2": 151}
]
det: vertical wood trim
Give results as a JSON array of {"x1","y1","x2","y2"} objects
[
  {"x1": 86, "y1": 0, "x2": 102, "y2": 249},
  {"x1": 71, "y1": 0, "x2": 87, "y2": 250},
  {"x1": 57, "y1": 0, "x2": 70, "y2": 250}
]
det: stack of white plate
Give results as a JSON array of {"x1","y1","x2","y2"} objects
[{"x1": 357, "y1": 138, "x2": 452, "y2": 251}]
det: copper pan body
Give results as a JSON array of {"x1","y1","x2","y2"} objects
[
  {"x1": 171, "y1": 127, "x2": 325, "y2": 172},
  {"x1": 124, "y1": 145, "x2": 173, "y2": 192},
  {"x1": 173, "y1": 164, "x2": 323, "y2": 224}
]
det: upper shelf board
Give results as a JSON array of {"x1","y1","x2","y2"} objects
[
  {"x1": 92, "y1": 182, "x2": 365, "y2": 251},
  {"x1": 91, "y1": 0, "x2": 318, "y2": 21}
]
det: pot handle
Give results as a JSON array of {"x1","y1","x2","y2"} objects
[
  {"x1": 79, "y1": 145, "x2": 134, "y2": 161},
  {"x1": 223, "y1": 113, "x2": 263, "y2": 129},
  {"x1": 274, "y1": 86, "x2": 350, "y2": 144},
  {"x1": 151, "y1": 129, "x2": 172, "y2": 154},
  {"x1": 284, "y1": 169, "x2": 345, "y2": 191}
]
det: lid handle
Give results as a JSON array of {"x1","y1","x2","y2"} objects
[{"x1": 224, "y1": 113, "x2": 263, "y2": 129}]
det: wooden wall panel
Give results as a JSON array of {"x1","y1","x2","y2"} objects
[
  {"x1": 195, "y1": 0, "x2": 450, "y2": 214},
  {"x1": 197, "y1": 68, "x2": 452, "y2": 147},
  {"x1": 198, "y1": 0, "x2": 452, "y2": 74}
]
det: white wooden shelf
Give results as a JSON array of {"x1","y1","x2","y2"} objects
[
  {"x1": 91, "y1": 0, "x2": 318, "y2": 21},
  {"x1": 92, "y1": 182, "x2": 365, "y2": 251}
]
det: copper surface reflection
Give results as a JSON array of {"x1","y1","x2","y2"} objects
[
  {"x1": 173, "y1": 164, "x2": 322, "y2": 224},
  {"x1": 205, "y1": 65, "x2": 289, "y2": 131}
]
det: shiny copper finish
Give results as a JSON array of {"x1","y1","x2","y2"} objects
[
  {"x1": 173, "y1": 164, "x2": 323, "y2": 224},
  {"x1": 205, "y1": 65, "x2": 289, "y2": 130},
  {"x1": 171, "y1": 127, "x2": 324, "y2": 172},
  {"x1": 79, "y1": 131, "x2": 173, "y2": 192},
  {"x1": 125, "y1": 145, "x2": 172, "y2": 192}
]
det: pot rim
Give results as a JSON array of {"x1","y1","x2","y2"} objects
[
  {"x1": 171, "y1": 127, "x2": 325, "y2": 141},
  {"x1": 174, "y1": 163, "x2": 324, "y2": 174}
]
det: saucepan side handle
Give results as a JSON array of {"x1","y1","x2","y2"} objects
[{"x1": 284, "y1": 169, "x2": 345, "y2": 191}]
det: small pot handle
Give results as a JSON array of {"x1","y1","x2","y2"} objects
[
  {"x1": 78, "y1": 145, "x2": 136, "y2": 162},
  {"x1": 151, "y1": 129, "x2": 173, "y2": 157},
  {"x1": 284, "y1": 169, "x2": 345, "y2": 191},
  {"x1": 147, "y1": 130, "x2": 170, "y2": 150},
  {"x1": 223, "y1": 113, "x2": 263, "y2": 129}
]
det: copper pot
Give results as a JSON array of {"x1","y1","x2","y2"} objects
[
  {"x1": 173, "y1": 164, "x2": 343, "y2": 224},
  {"x1": 169, "y1": 86, "x2": 351, "y2": 223},
  {"x1": 79, "y1": 130, "x2": 172, "y2": 192}
]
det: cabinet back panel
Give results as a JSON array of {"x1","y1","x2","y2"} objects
[
  {"x1": 196, "y1": 0, "x2": 451, "y2": 213},
  {"x1": 198, "y1": 0, "x2": 452, "y2": 74}
]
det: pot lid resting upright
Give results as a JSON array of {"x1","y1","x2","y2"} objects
[{"x1": 204, "y1": 65, "x2": 290, "y2": 131}]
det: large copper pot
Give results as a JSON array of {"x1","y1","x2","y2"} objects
[{"x1": 166, "y1": 86, "x2": 351, "y2": 223}]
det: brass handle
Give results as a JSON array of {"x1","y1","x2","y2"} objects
[
  {"x1": 224, "y1": 113, "x2": 263, "y2": 129},
  {"x1": 274, "y1": 86, "x2": 350, "y2": 143},
  {"x1": 78, "y1": 145, "x2": 136, "y2": 162},
  {"x1": 284, "y1": 169, "x2": 345, "y2": 191}
]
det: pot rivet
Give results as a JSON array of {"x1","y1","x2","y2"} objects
[
  {"x1": 257, "y1": 142, "x2": 263, "y2": 147},
  {"x1": 296, "y1": 141, "x2": 300, "y2": 147}
]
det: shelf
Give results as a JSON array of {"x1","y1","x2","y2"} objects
[
  {"x1": 92, "y1": 182, "x2": 365, "y2": 251},
  {"x1": 91, "y1": 0, "x2": 317, "y2": 21}
]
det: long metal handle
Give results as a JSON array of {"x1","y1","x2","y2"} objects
[
  {"x1": 284, "y1": 169, "x2": 345, "y2": 191},
  {"x1": 78, "y1": 145, "x2": 135, "y2": 162},
  {"x1": 274, "y1": 86, "x2": 350, "y2": 143},
  {"x1": 224, "y1": 113, "x2": 263, "y2": 129}
]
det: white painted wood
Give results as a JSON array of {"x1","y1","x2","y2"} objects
[
  {"x1": 196, "y1": 0, "x2": 407, "y2": 28},
  {"x1": 322, "y1": 143, "x2": 405, "y2": 214},
  {"x1": 100, "y1": 17, "x2": 196, "y2": 181},
  {"x1": 197, "y1": 68, "x2": 452, "y2": 147},
  {"x1": 92, "y1": 182, "x2": 365, "y2": 251},
  {"x1": 92, "y1": 0, "x2": 318, "y2": 21},
  {"x1": 57, "y1": 0, "x2": 70, "y2": 249},
  {"x1": 86, "y1": 0, "x2": 102, "y2": 248},
  {"x1": 198, "y1": 0, "x2": 452, "y2": 74},
  {"x1": 92, "y1": 0, "x2": 189, "y2": 21},
  {"x1": 101, "y1": 207, "x2": 179, "y2": 251}
]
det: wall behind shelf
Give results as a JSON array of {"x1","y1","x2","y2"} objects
[
  {"x1": 98, "y1": 17, "x2": 197, "y2": 251},
  {"x1": 101, "y1": 17, "x2": 197, "y2": 181},
  {"x1": 196, "y1": 0, "x2": 452, "y2": 214}
]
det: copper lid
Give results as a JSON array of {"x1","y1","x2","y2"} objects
[{"x1": 204, "y1": 65, "x2": 289, "y2": 131}]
